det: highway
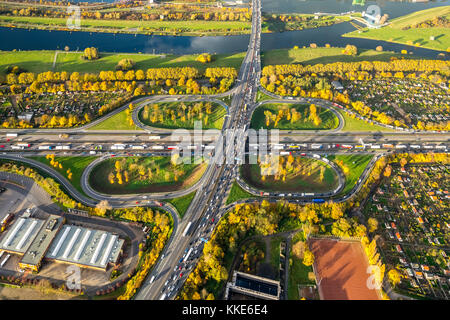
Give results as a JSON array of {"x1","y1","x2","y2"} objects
[{"x1": 0, "y1": 0, "x2": 448, "y2": 301}]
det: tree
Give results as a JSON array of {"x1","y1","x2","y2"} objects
[
  {"x1": 303, "y1": 248, "x2": 314, "y2": 266},
  {"x1": 82, "y1": 47, "x2": 99, "y2": 60},
  {"x1": 116, "y1": 58, "x2": 135, "y2": 71},
  {"x1": 367, "y1": 218, "x2": 378, "y2": 233},
  {"x1": 95, "y1": 200, "x2": 111, "y2": 216},
  {"x1": 387, "y1": 269, "x2": 402, "y2": 287}
]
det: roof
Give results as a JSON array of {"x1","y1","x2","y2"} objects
[
  {"x1": 0, "y1": 216, "x2": 44, "y2": 254},
  {"x1": 20, "y1": 215, "x2": 63, "y2": 267},
  {"x1": 46, "y1": 225, "x2": 124, "y2": 269}
]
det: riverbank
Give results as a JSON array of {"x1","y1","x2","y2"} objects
[
  {"x1": 0, "y1": 50, "x2": 246, "y2": 75},
  {"x1": 343, "y1": 6, "x2": 450, "y2": 52}
]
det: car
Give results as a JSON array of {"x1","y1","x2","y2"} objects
[{"x1": 179, "y1": 273, "x2": 183, "y2": 278}]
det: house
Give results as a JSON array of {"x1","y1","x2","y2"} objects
[{"x1": 331, "y1": 80, "x2": 344, "y2": 91}]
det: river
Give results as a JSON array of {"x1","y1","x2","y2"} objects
[{"x1": 0, "y1": 0, "x2": 448, "y2": 57}]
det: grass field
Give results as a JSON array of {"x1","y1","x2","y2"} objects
[
  {"x1": 251, "y1": 103, "x2": 339, "y2": 130},
  {"x1": 0, "y1": 50, "x2": 246, "y2": 75},
  {"x1": 261, "y1": 47, "x2": 407, "y2": 67},
  {"x1": 225, "y1": 181, "x2": 255, "y2": 205},
  {"x1": 88, "y1": 156, "x2": 206, "y2": 194},
  {"x1": 339, "y1": 110, "x2": 398, "y2": 132},
  {"x1": 269, "y1": 236, "x2": 283, "y2": 278},
  {"x1": 138, "y1": 101, "x2": 227, "y2": 130},
  {"x1": 166, "y1": 191, "x2": 196, "y2": 218},
  {"x1": 28, "y1": 155, "x2": 97, "y2": 197},
  {"x1": 241, "y1": 157, "x2": 339, "y2": 193},
  {"x1": 88, "y1": 109, "x2": 142, "y2": 131},
  {"x1": 328, "y1": 154, "x2": 373, "y2": 196},
  {"x1": 343, "y1": 6, "x2": 450, "y2": 51},
  {"x1": 0, "y1": 15, "x2": 251, "y2": 36},
  {"x1": 288, "y1": 233, "x2": 315, "y2": 300}
]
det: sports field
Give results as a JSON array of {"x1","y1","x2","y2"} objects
[{"x1": 309, "y1": 239, "x2": 380, "y2": 300}]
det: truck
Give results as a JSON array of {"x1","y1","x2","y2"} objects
[
  {"x1": 183, "y1": 248, "x2": 193, "y2": 262},
  {"x1": 370, "y1": 144, "x2": 381, "y2": 149},
  {"x1": 182, "y1": 222, "x2": 192, "y2": 237},
  {"x1": 312, "y1": 198, "x2": 325, "y2": 203},
  {"x1": 280, "y1": 151, "x2": 290, "y2": 156},
  {"x1": 312, "y1": 154, "x2": 321, "y2": 159},
  {"x1": 131, "y1": 145, "x2": 145, "y2": 150},
  {"x1": 17, "y1": 143, "x2": 31, "y2": 148},
  {"x1": 167, "y1": 146, "x2": 179, "y2": 150},
  {"x1": 38, "y1": 145, "x2": 55, "y2": 150},
  {"x1": 148, "y1": 136, "x2": 161, "y2": 140},
  {"x1": 159, "y1": 293, "x2": 166, "y2": 300},
  {"x1": 151, "y1": 145, "x2": 164, "y2": 150},
  {"x1": 111, "y1": 144, "x2": 126, "y2": 150},
  {"x1": 410, "y1": 145, "x2": 421, "y2": 149},
  {"x1": 6, "y1": 133, "x2": 17, "y2": 138},
  {"x1": 311, "y1": 144, "x2": 323, "y2": 149},
  {"x1": 272, "y1": 144, "x2": 284, "y2": 150},
  {"x1": 340, "y1": 144, "x2": 353, "y2": 149},
  {"x1": 395, "y1": 144, "x2": 407, "y2": 149},
  {"x1": 382, "y1": 144, "x2": 394, "y2": 149},
  {"x1": 354, "y1": 145, "x2": 365, "y2": 150},
  {"x1": 55, "y1": 145, "x2": 71, "y2": 150}
]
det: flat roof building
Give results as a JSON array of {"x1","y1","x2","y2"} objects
[
  {"x1": 225, "y1": 271, "x2": 281, "y2": 300},
  {"x1": 19, "y1": 215, "x2": 64, "y2": 271},
  {"x1": 46, "y1": 225, "x2": 124, "y2": 271},
  {"x1": 0, "y1": 216, "x2": 45, "y2": 255},
  {"x1": 0, "y1": 214, "x2": 124, "y2": 272}
]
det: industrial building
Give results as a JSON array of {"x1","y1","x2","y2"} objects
[
  {"x1": 224, "y1": 271, "x2": 281, "y2": 300},
  {"x1": 0, "y1": 213, "x2": 124, "y2": 272}
]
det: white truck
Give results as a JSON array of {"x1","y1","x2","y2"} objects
[{"x1": 111, "y1": 144, "x2": 126, "y2": 150}]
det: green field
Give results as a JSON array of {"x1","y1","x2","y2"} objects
[
  {"x1": 166, "y1": 191, "x2": 197, "y2": 218},
  {"x1": 0, "y1": 15, "x2": 251, "y2": 36},
  {"x1": 339, "y1": 110, "x2": 398, "y2": 132},
  {"x1": 269, "y1": 236, "x2": 283, "y2": 278},
  {"x1": 241, "y1": 157, "x2": 339, "y2": 193},
  {"x1": 88, "y1": 156, "x2": 206, "y2": 194},
  {"x1": 88, "y1": 109, "x2": 142, "y2": 131},
  {"x1": 328, "y1": 154, "x2": 373, "y2": 196},
  {"x1": 0, "y1": 50, "x2": 246, "y2": 75},
  {"x1": 288, "y1": 231, "x2": 316, "y2": 300},
  {"x1": 343, "y1": 6, "x2": 450, "y2": 51},
  {"x1": 138, "y1": 101, "x2": 227, "y2": 130},
  {"x1": 261, "y1": 46, "x2": 407, "y2": 67},
  {"x1": 225, "y1": 181, "x2": 255, "y2": 205},
  {"x1": 28, "y1": 155, "x2": 97, "y2": 197},
  {"x1": 251, "y1": 103, "x2": 339, "y2": 130}
]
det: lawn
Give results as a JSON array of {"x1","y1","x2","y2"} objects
[
  {"x1": 269, "y1": 236, "x2": 283, "y2": 278},
  {"x1": 0, "y1": 50, "x2": 246, "y2": 75},
  {"x1": 166, "y1": 191, "x2": 197, "y2": 218},
  {"x1": 288, "y1": 234, "x2": 315, "y2": 300},
  {"x1": 339, "y1": 110, "x2": 398, "y2": 132},
  {"x1": 0, "y1": 15, "x2": 251, "y2": 36},
  {"x1": 327, "y1": 154, "x2": 373, "y2": 196},
  {"x1": 138, "y1": 101, "x2": 227, "y2": 130},
  {"x1": 343, "y1": 6, "x2": 450, "y2": 51},
  {"x1": 88, "y1": 109, "x2": 142, "y2": 131},
  {"x1": 225, "y1": 181, "x2": 255, "y2": 205},
  {"x1": 251, "y1": 103, "x2": 339, "y2": 130},
  {"x1": 241, "y1": 157, "x2": 339, "y2": 193},
  {"x1": 27, "y1": 155, "x2": 97, "y2": 197},
  {"x1": 261, "y1": 46, "x2": 407, "y2": 67},
  {"x1": 88, "y1": 156, "x2": 207, "y2": 194}
]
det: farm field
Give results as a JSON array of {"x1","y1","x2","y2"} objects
[
  {"x1": 241, "y1": 156, "x2": 340, "y2": 193},
  {"x1": 88, "y1": 156, "x2": 206, "y2": 194},
  {"x1": 250, "y1": 103, "x2": 339, "y2": 130},
  {"x1": 363, "y1": 162, "x2": 450, "y2": 299}
]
